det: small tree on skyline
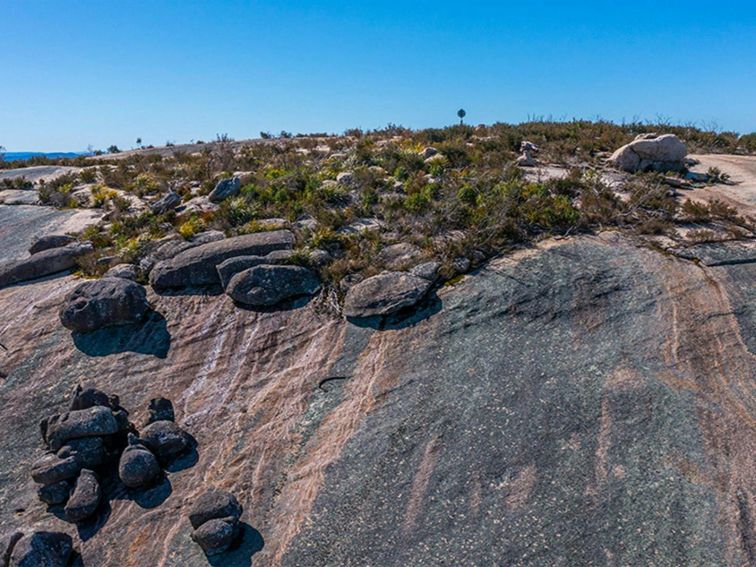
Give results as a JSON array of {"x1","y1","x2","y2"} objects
[{"x1": 457, "y1": 108, "x2": 466, "y2": 125}]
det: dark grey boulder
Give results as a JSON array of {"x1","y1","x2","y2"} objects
[
  {"x1": 59, "y1": 277, "x2": 150, "y2": 333},
  {"x1": 208, "y1": 176, "x2": 241, "y2": 203},
  {"x1": 118, "y1": 435, "x2": 160, "y2": 489},
  {"x1": 103, "y1": 263, "x2": 137, "y2": 280},
  {"x1": 191, "y1": 517, "x2": 240, "y2": 556},
  {"x1": 343, "y1": 271, "x2": 434, "y2": 318},
  {"x1": 148, "y1": 398, "x2": 174, "y2": 423},
  {"x1": 149, "y1": 230, "x2": 295, "y2": 290},
  {"x1": 140, "y1": 420, "x2": 188, "y2": 461},
  {"x1": 64, "y1": 469, "x2": 101, "y2": 522},
  {"x1": 8, "y1": 531, "x2": 73, "y2": 567},
  {"x1": 29, "y1": 235, "x2": 76, "y2": 255},
  {"x1": 31, "y1": 453, "x2": 81, "y2": 485},
  {"x1": 41, "y1": 406, "x2": 120, "y2": 451},
  {"x1": 226, "y1": 264, "x2": 320, "y2": 306},
  {"x1": 216, "y1": 250, "x2": 294, "y2": 289},
  {"x1": 57, "y1": 436, "x2": 108, "y2": 468},
  {"x1": 188, "y1": 490, "x2": 243, "y2": 530},
  {"x1": 1, "y1": 530, "x2": 23, "y2": 566},
  {"x1": 377, "y1": 242, "x2": 422, "y2": 270},
  {"x1": 37, "y1": 481, "x2": 71, "y2": 506},
  {"x1": 150, "y1": 191, "x2": 182, "y2": 214},
  {"x1": 69, "y1": 384, "x2": 121, "y2": 411},
  {"x1": 0, "y1": 242, "x2": 93, "y2": 289},
  {"x1": 189, "y1": 230, "x2": 226, "y2": 245}
]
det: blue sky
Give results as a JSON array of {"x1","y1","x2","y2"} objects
[{"x1": 1, "y1": 1, "x2": 755, "y2": 151}]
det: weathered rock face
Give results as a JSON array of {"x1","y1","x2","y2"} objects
[
  {"x1": 609, "y1": 133, "x2": 687, "y2": 172},
  {"x1": 59, "y1": 277, "x2": 150, "y2": 333},
  {"x1": 225, "y1": 264, "x2": 321, "y2": 306},
  {"x1": 149, "y1": 230, "x2": 295, "y2": 289},
  {"x1": 343, "y1": 271, "x2": 434, "y2": 317},
  {"x1": 208, "y1": 177, "x2": 241, "y2": 203},
  {"x1": 0, "y1": 231, "x2": 753, "y2": 566},
  {"x1": 0, "y1": 241, "x2": 93, "y2": 289}
]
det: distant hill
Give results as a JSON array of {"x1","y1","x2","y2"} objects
[{"x1": 1, "y1": 151, "x2": 88, "y2": 162}]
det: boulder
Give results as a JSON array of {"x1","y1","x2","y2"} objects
[
  {"x1": 188, "y1": 490, "x2": 243, "y2": 530},
  {"x1": 37, "y1": 481, "x2": 71, "y2": 506},
  {"x1": 31, "y1": 454, "x2": 81, "y2": 485},
  {"x1": 150, "y1": 191, "x2": 182, "y2": 214},
  {"x1": 57, "y1": 436, "x2": 109, "y2": 468},
  {"x1": 190, "y1": 230, "x2": 226, "y2": 246},
  {"x1": 336, "y1": 171, "x2": 355, "y2": 187},
  {"x1": 421, "y1": 147, "x2": 438, "y2": 159},
  {"x1": 41, "y1": 406, "x2": 121, "y2": 451},
  {"x1": 69, "y1": 385, "x2": 121, "y2": 411},
  {"x1": 140, "y1": 420, "x2": 188, "y2": 461},
  {"x1": 191, "y1": 517, "x2": 240, "y2": 556},
  {"x1": 0, "y1": 242, "x2": 93, "y2": 289},
  {"x1": 609, "y1": 133, "x2": 687, "y2": 173},
  {"x1": 8, "y1": 531, "x2": 73, "y2": 567},
  {"x1": 148, "y1": 397, "x2": 175, "y2": 423},
  {"x1": 208, "y1": 177, "x2": 241, "y2": 203},
  {"x1": 29, "y1": 235, "x2": 75, "y2": 255},
  {"x1": 150, "y1": 230, "x2": 295, "y2": 290},
  {"x1": 343, "y1": 272, "x2": 434, "y2": 318},
  {"x1": 118, "y1": 436, "x2": 161, "y2": 489},
  {"x1": 216, "y1": 250, "x2": 293, "y2": 289},
  {"x1": 64, "y1": 469, "x2": 101, "y2": 522},
  {"x1": 226, "y1": 264, "x2": 321, "y2": 306},
  {"x1": 410, "y1": 261, "x2": 441, "y2": 282},
  {"x1": 59, "y1": 277, "x2": 150, "y2": 333},
  {"x1": 103, "y1": 263, "x2": 137, "y2": 280}
]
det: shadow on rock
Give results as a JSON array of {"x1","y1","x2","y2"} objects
[
  {"x1": 128, "y1": 474, "x2": 172, "y2": 509},
  {"x1": 72, "y1": 310, "x2": 171, "y2": 358},
  {"x1": 47, "y1": 497, "x2": 112, "y2": 542},
  {"x1": 206, "y1": 523, "x2": 265, "y2": 567},
  {"x1": 347, "y1": 291, "x2": 443, "y2": 331},
  {"x1": 232, "y1": 293, "x2": 315, "y2": 313},
  {"x1": 153, "y1": 285, "x2": 224, "y2": 298}
]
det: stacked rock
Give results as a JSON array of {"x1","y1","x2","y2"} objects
[
  {"x1": 33, "y1": 386, "x2": 131, "y2": 521},
  {"x1": 188, "y1": 490, "x2": 243, "y2": 556},
  {"x1": 32, "y1": 388, "x2": 194, "y2": 524}
]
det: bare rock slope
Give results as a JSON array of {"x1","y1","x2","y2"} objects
[{"x1": 0, "y1": 226, "x2": 753, "y2": 566}]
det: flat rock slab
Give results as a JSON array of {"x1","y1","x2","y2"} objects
[
  {"x1": 0, "y1": 242, "x2": 93, "y2": 289},
  {"x1": 150, "y1": 230, "x2": 295, "y2": 290},
  {"x1": 672, "y1": 240, "x2": 756, "y2": 266}
]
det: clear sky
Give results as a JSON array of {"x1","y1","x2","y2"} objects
[{"x1": 1, "y1": 1, "x2": 755, "y2": 151}]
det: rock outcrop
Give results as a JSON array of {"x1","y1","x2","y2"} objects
[
  {"x1": 208, "y1": 177, "x2": 241, "y2": 203},
  {"x1": 150, "y1": 191, "x2": 182, "y2": 214},
  {"x1": 0, "y1": 241, "x2": 92, "y2": 289},
  {"x1": 216, "y1": 250, "x2": 293, "y2": 289},
  {"x1": 29, "y1": 234, "x2": 76, "y2": 255},
  {"x1": 59, "y1": 277, "x2": 150, "y2": 333},
  {"x1": 343, "y1": 271, "x2": 434, "y2": 317},
  {"x1": 149, "y1": 230, "x2": 295, "y2": 289},
  {"x1": 609, "y1": 133, "x2": 687, "y2": 172},
  {"x1": 225, "y1": 264, "x2": 321, "y2": 306}
]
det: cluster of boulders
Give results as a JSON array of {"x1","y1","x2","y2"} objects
[
  {"x1": 1, "y1": 530, "x2": 74, "y2": 567},
  {"x1": 515, "y1": 141, "x2": 540, "y2": 167},
  {"x1": 0, "y1": 237, "x2": 92, "y2": 289},
  {"x1": 188, "y1": 490, "x2": 244, "y2": 556},
  {"x1": 149, "y1": 229, "x2": 322, "y2": 307},
  {"x1": 31, "y1": 386, "x2": 192, "y2": 524}
]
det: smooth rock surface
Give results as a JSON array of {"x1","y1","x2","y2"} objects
[
  {"x1": 609, "y1": 133, "x2": 687, "y2": 172},
  {"x1": 29, "y1": 235, "x2": 76, "y2": 255}
]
